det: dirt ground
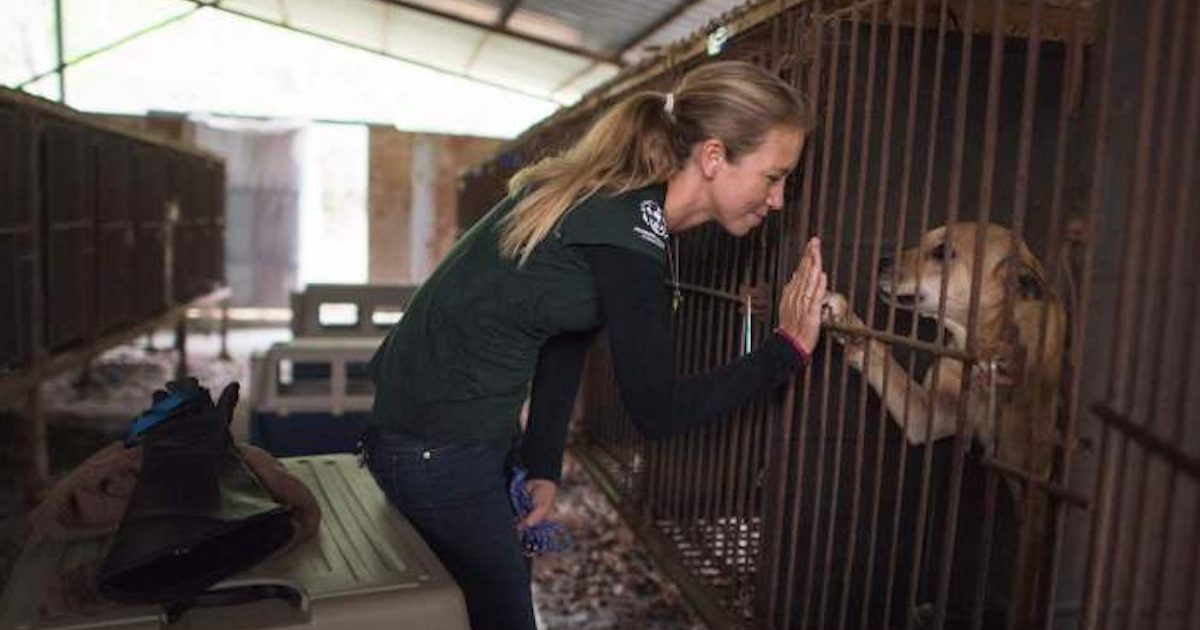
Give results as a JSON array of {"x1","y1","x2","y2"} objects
[
  {"x1": 532, "y1": 454, "x2": 705, "y2": 630},
  {"x1": 0, "y1": 325, "x2": 705, "y2": 630}
]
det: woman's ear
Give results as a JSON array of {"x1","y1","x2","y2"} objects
[{"x1": 697, "y1": 138, "x2": 726, "y2": 179}]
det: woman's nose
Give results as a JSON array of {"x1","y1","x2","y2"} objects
[{"x1": 767, "y1": 183, "x2": 786, "y2": 209}]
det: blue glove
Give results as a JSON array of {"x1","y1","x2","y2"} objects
[{"x1": 508, "y1": 466, "x2": 572, "y2": 556}]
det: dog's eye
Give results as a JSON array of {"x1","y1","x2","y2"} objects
[{"x1": 929, "y1": 243, "x2": 953, "y2": 261}]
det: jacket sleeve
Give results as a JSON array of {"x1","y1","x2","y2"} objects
[
  {"x1": 581, "y1": 245, "x2": 807, "y2": 441},
  {"x1": 520, "y1": 329, "x2": 595, "y2": 482}
]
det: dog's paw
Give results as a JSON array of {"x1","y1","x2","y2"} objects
[
  {"x1": 822, "y1": 293, "x2": 866, "y2": 367},
  {"x1": 822, "y1": 293, "x2": 857, "y2": 326}
]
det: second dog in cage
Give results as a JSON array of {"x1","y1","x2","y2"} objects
[{"x1": 822, "y1": 221, "x2": 1068, "y2": 621}]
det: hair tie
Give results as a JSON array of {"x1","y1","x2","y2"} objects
[{"x1": 663, "y1": 92, "x2": 675, "y2": 117}]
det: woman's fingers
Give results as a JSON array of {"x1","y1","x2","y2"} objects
[
  {"x1": 796, "y1": 250, "x2": 812, "y2": 287},
  {"x1": 792, "y1": 272, "x2": 806, "y2": 314},
  {"x1": 780, "y1": 237, "x2": 824, "y2": 329},
  {"x1": 796, "y1": 239, "x2": 822, "y2": 309},
  {"x1": 810, "y1": 272, "x2": 828, "y2": 316},
  {"x1": 519, "y1": 479, "x2": 557, "y2": 530}
]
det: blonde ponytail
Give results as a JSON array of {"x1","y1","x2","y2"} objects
[{"x1": 500, "y1": 61, "x2": 813, "y2": 262}]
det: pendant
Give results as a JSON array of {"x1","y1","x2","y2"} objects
[{"x1": 672, "y1": 289, "x2": 682, "y2": 313}]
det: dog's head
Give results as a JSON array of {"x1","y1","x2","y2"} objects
[{"x1": 878, "y1": 222, "x2": 1054, "y2": 327}]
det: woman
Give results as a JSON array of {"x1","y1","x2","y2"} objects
[{"x1": 365, "y1": 61, "x2": 827, "y2": 630}]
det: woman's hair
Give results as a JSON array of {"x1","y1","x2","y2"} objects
[{"x1": 499, "y1": 60, "x2": 814, "y2": 262}]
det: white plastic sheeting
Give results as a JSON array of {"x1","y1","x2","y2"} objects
[
  {"x1": 2, "y1": 3, "x2": 557, "y2": 137},
  {"x1": 189, "y1": 115, "x2": 306, "y2": 308},
  {"x1": 59, "y1": 9, "x2": 556, "y2": 137},
  {"x1": 0, "y1": 0, "x2": 58, "y2": 100},
  {"x1": 299, "y1": 124, "x2": 369, "y2": 287},
  {"x1": 1, "y1": 0, "x2": 745, "y2": 135}
]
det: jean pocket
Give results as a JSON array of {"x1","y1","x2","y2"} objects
[{"x1": 419, "y1": 442, "x2": 509, "y2": 501}]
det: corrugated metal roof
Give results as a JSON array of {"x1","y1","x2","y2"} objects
[
  {"x1": 622, "y1": 0, "x2": 746, "y2": 62},
  {"x1": 517, "y1": 0, "x2": 670, "y2": 52},
  {"x1": 202, "y1": 0, "x2": 760, "y2": 105}
]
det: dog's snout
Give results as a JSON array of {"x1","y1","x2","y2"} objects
[{"x1": 877, "y1": 255, "x2": 893, "y2": 275}]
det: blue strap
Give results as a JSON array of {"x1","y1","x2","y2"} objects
[
  {"x1": 508, "y1": 466, "x2": 572, "y2": 556},
  {"x1": 123, "y1": 389, "x2": 202, "y2": 447}
]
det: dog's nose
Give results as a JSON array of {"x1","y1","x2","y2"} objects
[{"x1": 877, "y1": 255, "x2": 893, "y2": 275}]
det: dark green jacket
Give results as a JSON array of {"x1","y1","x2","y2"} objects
[{"x1": 368, "y1": 184, "x2": 669, "y2": 443}]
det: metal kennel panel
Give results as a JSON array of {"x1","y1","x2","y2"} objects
[
  {"x1": 170, "y1": 154, "x2": 224, "y2": 299},
  {"x1": 572, "y1": 14, "x2": 814, "y2": 626},
  {"x1": 93, "y1": 131, "x2": 135, "y2": 334},
  {"x1": 199, "y1": 158, "x2": 225, "y2": 291},
  {"x1": 0, "y1": 103, "x2": 34, "y2": 372},
  {"x1": 131, "y1": 143, "x2": 168, "y2": 318},
  {"x1": 41, "y1": 119, "x2": 96, "y2": 350},
  {"x1": 169, "y1": 153, "x2": 197, "y2": 303},
  {"x1": 578, "y1": 211, "x2": 788, "y2": 624},
  {"x1": 207, "y1": 159, "x2": 226, "y2": 289},
  {"x1": 758, "y1": 2, "x2": 1098, "y2": 629},
  {"x1": 1072, "y1": 0, "x2": 1200, "y2": 628}
]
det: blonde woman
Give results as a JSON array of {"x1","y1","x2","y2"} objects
[{"x1": 365, "y1": 61, "x2": 826, "y2": 630}]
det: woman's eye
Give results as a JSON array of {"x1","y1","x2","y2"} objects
[{"x1": 929, "y1": 243, "x2": 952, "y2": 261}]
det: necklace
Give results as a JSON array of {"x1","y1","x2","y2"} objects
[{"x1": 667, "y1": 235, "x2": 682, "y2": 313}]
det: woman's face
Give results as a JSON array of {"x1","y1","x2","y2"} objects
[{"x1": 708, "y1": 127, "x2": 805, "y2": 236}]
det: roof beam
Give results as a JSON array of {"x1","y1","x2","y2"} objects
[
  {"x1": 184, "y1": 1, "x2": 558, "y2": 103},
  {"x1": 616, "y1": 0, "x2": 708, "y2": 58},
  {"x1": 497, "y1": 0, "x2": 523, "y2": 26},
  {"x1": 377, "y1": 0, "x2": 620, "y2": 66}
]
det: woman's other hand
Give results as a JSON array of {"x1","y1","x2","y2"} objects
[
  {"x1": 778, "y1": 237, "x2": 827, "y2": 355},
  {"x1": 517, "y1": 478, "x2": 559, "y2": 531}
]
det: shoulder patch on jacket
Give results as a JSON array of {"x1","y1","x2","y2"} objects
[{"x1": 558, "y1": 187, "x2": 669, "y2": 265}]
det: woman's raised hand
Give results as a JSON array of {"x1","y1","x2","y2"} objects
[{"x1": 778, "y1": 237, "x2": 827, "y2": 355}]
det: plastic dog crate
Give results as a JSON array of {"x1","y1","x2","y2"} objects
[
  {"x1": 0, "y1": 454, "x2": 470, "y2": 630},
  {"x1": 249, "y1": 338, "x2": 380, "y2": 457},
  {"x1": 289, "y1": 284, "x2": 418, "y2": 339}
]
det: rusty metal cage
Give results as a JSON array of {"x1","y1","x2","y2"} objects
[
  {"x1": 0, "y1": 87, "x2": 226, "y2": 372},
  {"x1": 0, "y1": 101, "x2": 34, "y2": 372},
  {"x1": 41, "y1": 119, "x2": 97, "y2": 351},
  {"x1": 1, "y1": 87, "x2": 229, "y2": 493},
  {"x1": 1074, "y1": 0, "x2": 1200, "y2": 628},
  {"x1": 131, "y1": 142, "x2": 171, "y2": 319},
  {"x1": 94, "y1": 130, "x2": 135, "y2": 334},
  {"x1": 455, "y1": 1, "x2": 1197, "y2": 628},
  {"x1": 760, "y1": 2, "x2": 1099, "y2": 628}
]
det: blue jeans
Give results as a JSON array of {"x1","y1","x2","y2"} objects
[{"x1": 363, "y1": 426, "x2": 536, "y2": 630}]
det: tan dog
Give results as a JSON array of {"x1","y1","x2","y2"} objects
[{"x1": 823, "y1": 222, "x2": 1067, "y2": 623}]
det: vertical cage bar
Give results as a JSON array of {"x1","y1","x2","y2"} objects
[
  {"x1": 1117, "y1": 1, "x2": 1191, "y2": 628},
  {"x1": 829, "y1": 4, "x2": 884, "y2": 630},
  {"x1": 1081, "y1": 0, "x2": 1164, "y2": 625},
  {"x1": 879, "y1": 1, "x2": 953, "y2": 625},
  {"x1": 850, "y1": 1, "x2": 909, "y2": 628},
  {"x1": 926, "y1": 0, "x2": 987, "y2": 625},
  {"x1": 902, "y1": 0, "x2": 976, "y2": 625},
  {"x1": 1041, "y1": 3, "x2": 1094, "y2": 626},
  {"x1": 794, "y1": 12, "x2": 846, "y2": 629},
  {"x1": 802, "y1": 10, "x2": 861, "y2": 629},
  {"x1": 1095, "y1": 2, "x2": 1168, "y2": 629},
  {"x1": 772, "y1": 4, "x2": 830, "y2": 624},
  {"x1": 1147, "y1": 7, "x2": 1200, "y2": 628}
]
